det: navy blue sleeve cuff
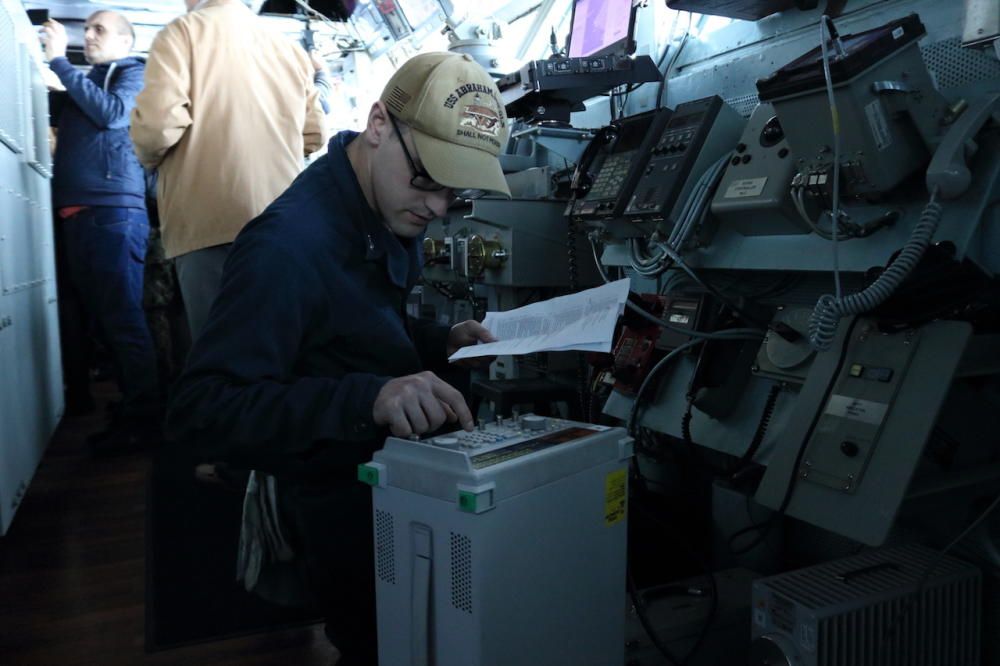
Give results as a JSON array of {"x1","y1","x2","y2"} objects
[
  {"x1": 319, "y1": 372, "x2": 391, "y2": 442},
  {"x1": 48, "y1": 57, "x2": 75, "y2": 79}
]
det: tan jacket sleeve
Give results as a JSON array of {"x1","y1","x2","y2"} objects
[
  {"x1": 302, "y1": 81, "x2": 326, "y2": 157},
  {"x1": 130, "y1": 22, "x2": 193, "y2": 169}
]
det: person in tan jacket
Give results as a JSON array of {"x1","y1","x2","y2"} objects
[{"x1": 130, "y1": 0, "x2": 326, "y2": 339}]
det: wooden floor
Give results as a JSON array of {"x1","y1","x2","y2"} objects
[{"x1": 0, "y1": 390, "x2": 338, "y2": 666}]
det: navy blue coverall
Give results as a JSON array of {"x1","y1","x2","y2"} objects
[{"x1": 166, "y1": 131, "x2": 454, "y2": 662}]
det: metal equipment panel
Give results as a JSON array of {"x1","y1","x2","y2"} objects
[
  {"x1": 0, "y1": 5, "x2": 24, "y2": 154},
  {"x1": 0, "y1": 0, "x2": 62, "y2": 535},
  {"x1": 363, "y1": 418, "x2": 633, "y2": 666},
  {"x1": 755, "y1": 319, "x2": 972, "y2": 546},
  {"x1": 27, "y1": 46, "x2": 51, "y2": 177},
  {"x1": 0, "y1": 172, "x2": 51, "y2": 294},
  {"x1": 751, "y1": 544, "x2": 981, "y2": 666},
  {"x1": 426, "y1": 199, "x2": 602, "y2": 287}
]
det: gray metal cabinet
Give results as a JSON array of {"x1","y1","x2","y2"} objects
[{"x1": 0, "y1": 0, "x2": 63, "y2": 535}]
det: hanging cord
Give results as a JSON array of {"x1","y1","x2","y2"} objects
[
  {"x1": 588, "y1": 232, "x2": 611, "y2": 284},
  {"x1": 819, "y1": 14, "x2": 844, "y2": 301},
  {"x1": 741, "y1": 384, "x2": 781, "y2": 464},
  {"x1": 681, "y1": 397, "x2": 694, "y2": 445},
  {"x1": 655, "y1": 10, "x2": 692, "y2": 110},
  {"x1": 727, "y1": 383, "x2": 783, "y2": 481},
  {"x1": 628, "y1": 571, "x2": 683, "y2": 666},
  {"x1": 808, "y1": 192, "x2": 943, "y2": 351}
]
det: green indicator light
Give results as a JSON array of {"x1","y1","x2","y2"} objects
[
  {"x1": 357, "y1": 465, "x2": 379, "y2": 486},
  {"x1": 458, "y1": 491, "x2": 477, "y2": 512}
]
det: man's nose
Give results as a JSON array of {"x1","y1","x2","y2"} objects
[{"x1": 424, "y1": 190, "x2": 451, "y2": 219}]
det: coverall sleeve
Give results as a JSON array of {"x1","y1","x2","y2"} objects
[
  {"x1": 49, "y1": 57, "x2": 144, "y2": 129},
  {"x1": 165, "y1": 234, "x2": 390, "y2": 473}
]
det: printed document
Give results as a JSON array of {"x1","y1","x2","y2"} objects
[{"x1": 448, "y1": 278, "x2": 630, "y2": 361}]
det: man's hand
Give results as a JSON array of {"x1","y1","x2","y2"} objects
[
  {"x1": 372, "y1": 371, "x2": 474, "y2": 437},
  {"x1": 41, "y1": 20, "x2": 68, "y2": 61},
  {"x1": 447, "y1": 320, "x2": 496, "y2": 368}
]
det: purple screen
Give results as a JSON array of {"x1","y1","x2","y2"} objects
[{"x1": 568, "y1": 0, "x2": 632, "y2": 58}]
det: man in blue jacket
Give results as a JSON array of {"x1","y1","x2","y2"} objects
[
  {"x1": 43, "y1": 13, "x2": 159, "y2": 452},
  {"x1": 166, "y1": 52, "x2": 510, "y2": 665}
]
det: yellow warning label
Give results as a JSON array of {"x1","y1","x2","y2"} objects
[{"x1": 604, "y1": 469, "x2": 627, "y2": 526}]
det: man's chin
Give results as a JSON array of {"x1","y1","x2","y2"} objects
[
  {"x1": 400, "y1": 225, "x2": 426, "y2": 238},
  {"x1": 387, "y1": 220, "x2": 427, "y2": 239},
  {"x1": 84, "y1": 49, "x2": 119, "y2": 65}
]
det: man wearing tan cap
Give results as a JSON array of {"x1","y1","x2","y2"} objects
[{"x1": 166, "y1": 52, "x2": 509, "y2": 664}]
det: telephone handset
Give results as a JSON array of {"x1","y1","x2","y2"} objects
[
  {"x1": 926, "y1": 93, "x2": 1000, "y2": 198},
  {"x1": 808, "y1": 93, "x2": 1000, "y2": 352},
  {"x1": 567, "y1": 108, "x2": 672, "y2": 222},
  {"x1": 569, "y1": 123, "x2": 621, "y2": 198}
]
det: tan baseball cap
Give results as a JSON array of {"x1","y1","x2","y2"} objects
[{"x1": 380, "y1": 52, "x2": 511, "y2": 198}]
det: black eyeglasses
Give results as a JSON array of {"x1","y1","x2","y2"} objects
[{"x1": 388, "y1": 114, "x2": 487, "y2": 201}]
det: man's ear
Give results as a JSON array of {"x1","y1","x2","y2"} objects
[{"x1": 366, "y1": 101, "x2": 391, "y2": 148}]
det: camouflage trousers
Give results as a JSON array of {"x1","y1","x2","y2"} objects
[{"x1": 143, "y1": 225, "x2": 188, "y2": 389}]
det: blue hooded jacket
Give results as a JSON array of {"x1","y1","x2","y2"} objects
[{"x1": 49, "y1": 56, "x2": 146, "y2": 210}]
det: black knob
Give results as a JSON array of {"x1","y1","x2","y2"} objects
[
  {"x1": 840, "y1": 441, "x2": 860, "y2": 457},
  {"x1": 760, "y1": 115, "x2": 785, "y2": 147},
  {"x1": 736, "y1": 142, "x2": 747, "y2": 153},
  {"x1": 763, "y1": 126, "x2": 782, "y2": 141}
]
